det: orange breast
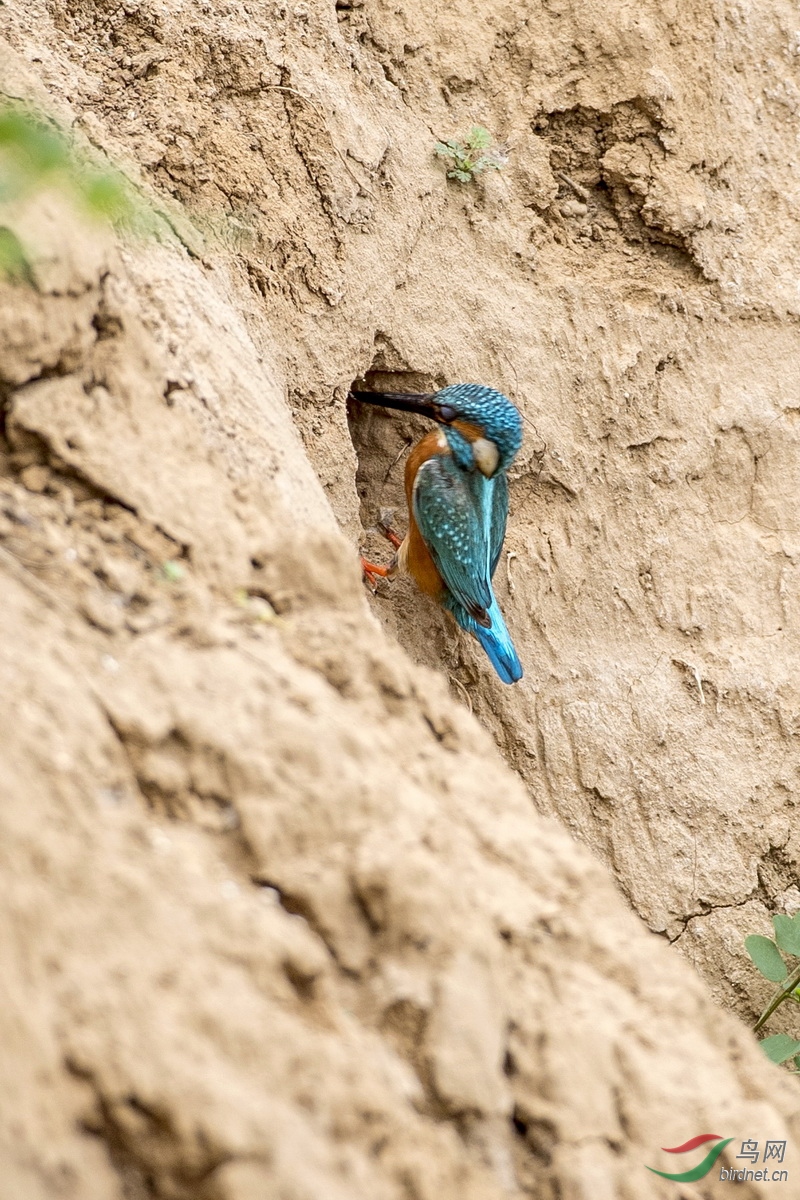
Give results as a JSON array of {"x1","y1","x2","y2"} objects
[{"x1": 403, "y1": 430, "x2": 447, "y2": 600}]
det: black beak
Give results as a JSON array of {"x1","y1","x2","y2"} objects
[{"x1": 349, "y1": 390, "x2": 446, "y2": 423}]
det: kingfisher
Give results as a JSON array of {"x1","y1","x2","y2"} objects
[{"x1": 352, "y1": 383, "x2": 523, "y2": 685}]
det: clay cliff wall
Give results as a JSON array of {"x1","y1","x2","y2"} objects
[{"x1": 2, "y1": 1, "x2": 800, "y2": 1196}]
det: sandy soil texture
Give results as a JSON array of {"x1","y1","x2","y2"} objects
[{"x1": 2, "y1": 0, "x2": 800, "y2": 1196}]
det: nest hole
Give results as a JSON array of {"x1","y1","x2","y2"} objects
[{"x1": 346, "y1": 368, "x2": 440, "y2": 531}]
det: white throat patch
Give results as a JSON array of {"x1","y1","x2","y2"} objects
[{"x1": 473, "y1": 437, "x2": 500, "y2": 478}]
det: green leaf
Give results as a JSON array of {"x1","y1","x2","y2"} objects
[
  {"x1": 161, "y1": 560, "x2": 185, "y2": 583},
  {"x1": 773, "y1": 913, "x2": 800, "y2": 957},
  {"x1": 0, "y1": 226, "x2": 33, "y2": 284},
  {"x1": 466, "y1": 125, "x2": 491, "y2": 150},
  {"x1": 472, "y1": 156, "x2": 502, "y2": 176},
  {"x1": 745, "y1": 935, "x2": 787, "y2": 981},
  {"x1": 759, "y1": 1034, "x2": 800, "y2": 1064},
  {"x1": 435, "y1": 127, "x2": 507, "y2": 184},
  {"x1": 79, "y1": 171, "x2": 134, "y2": 224},
  {"x1": 434, "y1": 140, "x2": 462, "y2": 159},
  {"x1": 0, "y1": 110, "x2": 67, "y2": 176}
]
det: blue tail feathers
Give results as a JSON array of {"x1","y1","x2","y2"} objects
[{"x1": 449, "y1": 594, "x2": 523, "y2": 685}]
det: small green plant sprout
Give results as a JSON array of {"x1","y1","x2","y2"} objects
[
  {"x1": 744, "y1": 910, "x2": 800, "y2": 1070},
  {"x1": 161, "y1": 560, "x2": 186, "y2": 584},
  {"x1": 233, "y1": 588, "x2": 280, "y2": 625},
  {"x1": 434, "y1": 125, "x2": 508, "y2": 183}
]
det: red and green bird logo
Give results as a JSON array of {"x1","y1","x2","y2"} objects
[{"x1": 646, "y1": 1134, "x2": 733, "y2": 1182}]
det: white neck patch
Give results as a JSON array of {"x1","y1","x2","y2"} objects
[{"x1": 473, "y1": 437, "x2": 500, "y2": 478}]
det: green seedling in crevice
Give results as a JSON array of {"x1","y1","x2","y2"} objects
[
  {"x1": 233, "y1": 588, "x2": 281, "y2": 625},
  {"x1": 0, "y1": 102, "x2": 157, "y2": 280},
  {"x1": 161, "y1": 560, "x2": 186, "y2": 584},
  {"x1": 744, "y1": 910, "x2": 800, "y2": 1070},
  {"x1": 434, "y1": 125, "x2": 508, "y2": 183}
]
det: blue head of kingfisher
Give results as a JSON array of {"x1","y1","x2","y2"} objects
[{"x1": 352, "y1": 383, "x2": 524, "y2": 685}]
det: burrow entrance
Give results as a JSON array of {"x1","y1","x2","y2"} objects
[
  {"x1": 345, "y1": 350, "x2": 474, "y2": 682},
  {"x1": 347, "y1": 365, "x2": 440, "y2": 538}
]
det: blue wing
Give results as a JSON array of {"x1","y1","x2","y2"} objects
[
  {"x1": 413, "y1": 454, "x2": 522, "y2": 684},
  {"x1": 412, "y1": 455, "x2": 492, "y2": 624}
]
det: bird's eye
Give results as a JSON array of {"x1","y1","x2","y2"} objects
[{"x1": 437, "y1": 405, "x2": 456, "y2": 422}]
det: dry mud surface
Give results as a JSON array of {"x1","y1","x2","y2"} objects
[{"x1": 2, "y1": 0, "x2": 800, "y2": 1196}]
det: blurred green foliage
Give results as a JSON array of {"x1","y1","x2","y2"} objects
[
  {"x1": 0, "y1": 225, "x2": 33, "y2": 282},
  {"x1": 0, "y1": 103, "x2": 147, "y2": 281}
]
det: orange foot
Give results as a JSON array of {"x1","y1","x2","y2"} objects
[
  {"x1": 361, "y1": 557, "x2": 392, "y2": 591},
  {"x1": 377, "y1": 519, "x2": 403, "y2": 550}
]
